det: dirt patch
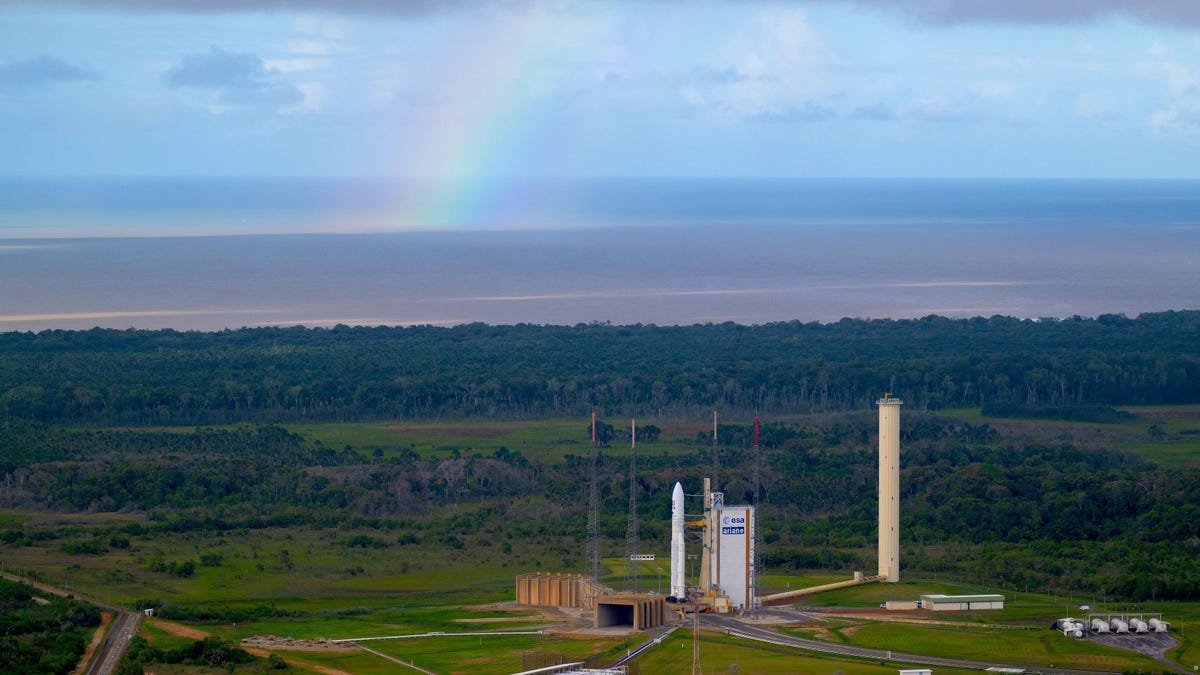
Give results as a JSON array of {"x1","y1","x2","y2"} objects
[
  {"x1": 147, "y1": 618, "x2": 211, "y2": 640},
  {"x1": 476, "y1": 601, "x2": 581, "y2": 625},
  {"x1": 242, "y1": 636, "x2": 358, "y2": 653}
]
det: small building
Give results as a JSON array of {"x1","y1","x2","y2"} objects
[
  {"x1": 898, "y1": 670, "x2": 932, "y2": 675},
  {"x1": 920, "y1": 594, "x2": 1005, "y2": 611},
  {"x1": 885, "y1": 600, "x2": 920, "y2": 611}
]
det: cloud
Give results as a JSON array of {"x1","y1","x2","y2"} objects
[
  {"x1": 849, "y1": 102, "x2": 896, "y2": 121},
  {"x1": 749, "y1": 101, "x2": 836, "y2": 123},
  {"x1": 843, "y1": 0, "x2": 1200, "y2": 29},
  {"x1": 0, "y1": 55, "x2": 97, "y2": 87},
  {"x1": 1, "y1": 0, "x2": 461, "y2": 15},
  {"x1": 5, "y1": 0, "x2": 1199, "y2": 28},
  {"x1": 165, "y1": 46, "x2": 302, "y2": 107},
  {"x1": 691, "y1": 67, "x2": 774, "y2": 85}
]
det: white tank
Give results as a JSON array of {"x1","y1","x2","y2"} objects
[
  {"x1": 1149, "y1": 618, "x2": 1169, "y2": 633},
  {"x1": 1091, "y1": 619, "x2": 1110, "y2": 633},
  {"x1": 1057, "y1": 618, "x2": 1084, "y2": 637},
  {"x1": 1111, "y1": 618, "x2": 1129, "y2": 633},
  {"x1": 1131, "y1": 618, "x2": 1149, "y2": 633}
]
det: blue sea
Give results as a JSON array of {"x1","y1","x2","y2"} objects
[{"x1": 1, "y1": 177, "x2": 1197, "y2": 331}]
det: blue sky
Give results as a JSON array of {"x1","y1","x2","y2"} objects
[{"x1": 1, "y1": 0, "x2": 1198, "y2": 179}]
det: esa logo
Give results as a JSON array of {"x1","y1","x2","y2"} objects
[{"x1": 721, "y1": 516, "x2": 746, "y2": 526}]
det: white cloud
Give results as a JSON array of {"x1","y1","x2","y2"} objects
[
  {"x1": 1074, "y1": 91, "x2": 1119, "y2": 121},
  {"x1": 968, "y1": 80, "x2": 1017, "y2": 98},
  {"x1": 692, "y1": 9, "x2": 837, "y2": 122},
  {"x1": 1147, "y1": 57, "x2": 1200, "y2": 130}
]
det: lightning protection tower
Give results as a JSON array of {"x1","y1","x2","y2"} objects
[
  {"x1": 586, "y1": 413, "x2": 600, "y2": 585},
  {"x1": 711, "y1": 410, "x2": 719, "y2": 492},
  {"x1": 625, "y1": 419, "x2": 640, "y2": 593},
  {"x1": 751, "y1": 415, "x2": 763, "y2": 615}
]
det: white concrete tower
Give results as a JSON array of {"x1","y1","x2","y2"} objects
[{"x1": 877, "y1": 395, "x2": 902, "y2": 582}]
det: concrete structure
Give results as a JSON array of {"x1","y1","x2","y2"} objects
[
  {"x1": 594, "y1": 594, "x2": 667, "y2": 630},
  {"x1": 760, "y1": 571, "x2": 882, "y2": 606},
  {"x1": 711, "y1": 505, "x2": 755, "y2": 611},
  {"x1": 885, "y1": 600, "x2": 920, "y2": 611},
  {"x1": 920, "y1": 594, "x2": 1005, "y2": 611},
  {"x1": 898, "y1": 670, "x2": 932, "y2": 675},
  {"x1": 878, "y1": 396, "x2": 902, "y2": 582},
  {"x1": 516, "y1": 573, "x2": 603, "y2": 609}
]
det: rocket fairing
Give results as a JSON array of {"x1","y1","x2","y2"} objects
[{"x1": 669, "y1": 481, "x2": 686, "y2": 600}]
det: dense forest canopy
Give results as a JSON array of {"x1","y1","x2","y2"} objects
[{"x1": 1, "y1": 311, "x2": 1197, "y2": 425}]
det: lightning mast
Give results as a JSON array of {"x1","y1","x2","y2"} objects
[
  {"x1": 711, "y1": 410, "x2": 719, "y2": 491},
  {"x1": 625, "y1": 419, "x2": 640, "y2": 593},
  {"x1": 586, "y1": 413, "x2": 600, "y2": 585},
  {"x1": 751, "y1": 415, "x2": 762, "y2": 616}
]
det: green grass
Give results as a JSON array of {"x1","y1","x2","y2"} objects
[
  {"x1": 1115, "y1": 439, "x2": 1200, "y2": 468},
  {"x1": 284, "y1": 418, "x2": 709, "y2": 463},
  {"x1": 792, "y1": 621, "x2": 1165, "y2": 672},
  {"x1": 636, "y1": 630, "x2": 983, "y2": 675},
  {"x1": 347, "y1": 633, "x2": 629, "y2": 675}
]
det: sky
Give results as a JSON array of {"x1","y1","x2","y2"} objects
[{"x1": 0, "y1": 0, "x2": 1198, "y2": 179}]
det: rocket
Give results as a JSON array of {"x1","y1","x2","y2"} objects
[{"x1": 670, "y1": 481, "x2": 686, "y2": 600}]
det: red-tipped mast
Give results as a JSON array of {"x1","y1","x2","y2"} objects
[
  {"x1": 754, "y1": 415, "x2": 760, "y2": 447},
  {"x1": 631, "y1": 419, "x2": 636, "y2": 449}
]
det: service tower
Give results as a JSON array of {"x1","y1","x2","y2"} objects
[{"x1": 877, "y1": 395, "x2": 902, "y2": 582}]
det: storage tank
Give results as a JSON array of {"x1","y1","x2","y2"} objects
[
  {"x1": 1148, "y1": 618, "x2": 1169, "y2": 633},
  {"x1": 1111, "y1": 618, "x2": 1130, "y2": 633},
  {"x1": 1131, "y1": 618, "x2": 1150, "y2": 634},
  {"x1": 1056, "y1": 618, "x2": 1084, "y2": 637},
  {"x1": 1091, "y1": 618, "x2": 1111, "y2": 633}
]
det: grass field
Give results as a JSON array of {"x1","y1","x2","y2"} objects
[
  {"x1": 637, "y1": 630, "x2": 985, "y2": 675},
  {"x1": 284, "y1": 418, "x2": 711, "y2": 464},
  {"x1": 937, "y1": 405, "x2": 1200, "y2": 468},
  {"x1": 783, "y1": 620, "x2": 1164, "y2": 672}
]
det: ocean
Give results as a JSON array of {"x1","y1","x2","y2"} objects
[{"x1": 1, "y1": 177, "x2": 1197, "y2": 331}]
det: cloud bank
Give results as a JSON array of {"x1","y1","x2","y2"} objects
[
  {"x1": 3, "y1": 0, "x2": 1198, "y2": 28},
  {"x1": 0, "y1": 55, "x2": 97, "y2": 87},
  {"x1": 165, "y1": 46, "x2": 302, "y2": 107},
  {"x1": 847, "y1": 0, "x2": 1200, "y2": 28}
]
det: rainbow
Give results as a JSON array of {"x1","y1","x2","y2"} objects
[{"x1": 386, "y1": 7, "x2": 573, "y2": 230}]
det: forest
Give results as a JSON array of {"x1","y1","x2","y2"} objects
[
  {"x1": 0, "y1": 577, "x2": 101, "y2": 675},
  {"x1": 0, "y1": 311, "x2": 1198, "y2": 675},
  {"x1": 2, "y1": 413, "x2": 1198, "y2": 602},
  {"x1": 0, "y1": 310, "x2": 1198, "y2": 425}
]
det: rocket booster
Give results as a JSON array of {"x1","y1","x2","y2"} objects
[{"x1": 670, "y1": 481, "x2": 686, "y2": 600}]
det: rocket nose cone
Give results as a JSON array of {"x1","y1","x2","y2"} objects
[{"x1": 673, "y1": 482, "x2": 683, "y2": 496}]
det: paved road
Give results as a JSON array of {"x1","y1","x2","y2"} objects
[
  {"x1": 1, "y1": 571, "x2": 141, "y2": 675},
  {"x1": 86, "y1": 609, "x2": 142, "y2": 675},
  {"x1": 702, "y1": 613, "x2": 1121, "y2": 675}
]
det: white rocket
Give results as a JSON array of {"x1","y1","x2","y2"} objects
[{"x1": 670, "y1": 481, "x2": 686, "y2": 600}]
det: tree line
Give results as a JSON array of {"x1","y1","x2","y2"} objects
[{"x1": 1, "y1": 311, "x2": 1198, "y2": 425}]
